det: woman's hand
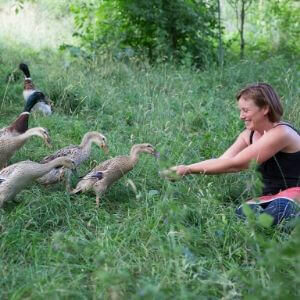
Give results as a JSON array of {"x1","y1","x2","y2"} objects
[{"x1": 171, "y1": 165, "x2": 191, "y2": 176}]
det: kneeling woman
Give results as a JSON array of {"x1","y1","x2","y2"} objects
[{"x1": 171, "y1": 83, "x2": 300, "y2": 225}]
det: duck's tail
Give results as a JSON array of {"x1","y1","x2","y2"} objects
[{"x1": 19, "y1": 63, "x2": 31, "y2": 78}]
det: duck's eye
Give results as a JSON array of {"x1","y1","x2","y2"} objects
[{"x1": 147, "y1": 144, "x2": 152, "y2": 148}]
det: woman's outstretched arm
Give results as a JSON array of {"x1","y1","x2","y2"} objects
[{"x1": 173, "y1": 126, "x2": 290, "y2": 176}]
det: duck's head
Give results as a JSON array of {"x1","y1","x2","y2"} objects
[
  {"x1": 132, "y1": 143, "x2": 160, "y2": 158},
  {"x1": 60, "y1": 158, "x2": 76, "y2": 171},
  {"x1": 84, "y1": 132, "x2": 109, "y2": 154},
  {"x1": 29, "y1": 127, "x2": 51, "y2": 147}
]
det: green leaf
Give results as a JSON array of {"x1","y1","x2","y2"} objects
[{"x1": 258, "y1": 213, "x2": 273, "y2": 228}]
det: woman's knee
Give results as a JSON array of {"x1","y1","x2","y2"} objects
[
  {"x1": 236, "y1": 203, "x2": 264, "y2": 220},
  {"x1": 264, "y1": 198, "x2": 299, "y2": 225}
]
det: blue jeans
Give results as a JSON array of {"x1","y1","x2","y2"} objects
[{"x1": 236, "y1": 198, "x2": 300, "y2": 225}]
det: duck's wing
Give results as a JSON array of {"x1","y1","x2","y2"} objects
[
  {"x1": 0, "y1": 127, "x2": 22, "y2": 139},
  {"x1": 0, "y1": 164, "x2": 19, "y2": 178},
  {"x1": 92, "y1": 156, "x2": 129, "y2": 172},
  {"x1": 74, "y1": 159, "x2": 115, "y2": 187},
  {"x1": 41, "y1": 145, "x2": 79, "y2": 163},
  {"x1": 72, "y1": 156, "x2": 129, "y2": 193},
  {"x1": 71, "y1": 169, "x2": 101, "y2": 194},
  {"x1": 0, "y1": 128, "x2": 9, "y2": 138}
]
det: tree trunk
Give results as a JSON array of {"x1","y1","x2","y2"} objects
[
  {"x1": 217, "y1": 0, "x2": 224, "y2": 66},
  {"x1": 240, "y1": 0, "x2": 245, "y2": 59}
]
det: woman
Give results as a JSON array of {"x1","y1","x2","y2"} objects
[{"x1": 171, "y1": 83, "x2": 300, "y2": 225}]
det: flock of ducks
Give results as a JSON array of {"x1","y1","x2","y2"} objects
[{"x1": 0, "y1": 63, "x2": 159, "y2": 208}]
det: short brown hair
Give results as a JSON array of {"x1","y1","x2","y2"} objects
[{"x1": 236, "y1": 83, "x2": 283, "y2": 122}]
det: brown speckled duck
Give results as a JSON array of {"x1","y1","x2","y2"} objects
[
  {"x1": 37, "y1": 132, "x2": 108, "y2": 191},
  {"x1": 0, "y1": 157, "x2": 75, "y2": 207},
  {"x1": 71, "y1": 143, "x2": 159, "y2": 206},
  {"x1": 0, "y1": 127, "x2": 51, "y2": 169}
]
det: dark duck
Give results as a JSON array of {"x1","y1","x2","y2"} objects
[
  {"x1": 0, "y1": 92, "x2": 46, "y2": 138},
  {"x1": 19, "y1": 63, "x2": 52, "y2": 115}
]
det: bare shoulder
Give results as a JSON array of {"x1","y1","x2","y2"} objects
[
  {"x1": 269, "y1": 123, "x2": 300, "y2": 151},
  {"x1": 268, "y1": 124, "x2": 297, "y2": 140}
]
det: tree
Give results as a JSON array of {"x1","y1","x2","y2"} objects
[
  {"x1": 70, "y1": 0, "x2": 219, "y2": 66},
  {"x1": 227, "y1": 0, "x2": 255, "y2": 58},
  {"x1": 217, "y1": 0, "x2": 224, "y2": 66}
]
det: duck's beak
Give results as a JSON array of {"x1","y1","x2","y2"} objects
[
  {"x1": 153, "y1": 151, "x2": 160, "y2": 159},
  {"x1": 44, "y1": 135, "x2": 52, "y2": 148},
  {"x1": 101, "y1": 144, "x2": 109, "y2": 154}
]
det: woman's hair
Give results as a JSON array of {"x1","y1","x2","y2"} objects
[{"x1": 236, "y1": 83, "x2": 283, "y2": 122}]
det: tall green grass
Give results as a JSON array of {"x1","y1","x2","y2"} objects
[{"x1": 0, "y1": 42, "x2": 299, "y2": 299}]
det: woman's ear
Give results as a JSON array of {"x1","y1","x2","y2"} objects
[{"x1": 263, "y1": 105, "x2": 270, "y2": 116}]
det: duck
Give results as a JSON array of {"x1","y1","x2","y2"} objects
[
  {"x1": 37, "y1": 132, "x2": 108, "y2": 191},
  {"x1": 0, "y1": 127, "x2": 51, "y2": 169},
  {"x1": 19, "y1": 63, "x2": 52, "y2": 115},
  {"x1": 0, "y1": 157, "x2": 76, "y2": 207},
  {"x1": 0, "y1": 92, "x2": 47, "y2": 139},
  {"x1": 71, "y1": 143, "x2": 159, "y2": 206}
]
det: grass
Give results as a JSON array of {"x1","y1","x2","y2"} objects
[{"x1": 0, "y1": 3, "x2": 300, "y2": 298}]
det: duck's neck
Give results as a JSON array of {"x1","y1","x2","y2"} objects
[
  {"x1": 17, "y1": 129, "x2": 39, "y2": 144},
  {"x1": 24, "y1": 79, "x2": 35, "y2": 91},
  {"x1": 12, "y1": 131, "x2": 32, "y2": 148},
  {"x1": 12, "y1": 129, "x2": 43, "y2": 150},
  {"x1": 129, "y1": 147, "x2": 141, "y2": 166},
  {"x1": 44, "y1": 157, "x2": 70, "y2": 171},
  {"x1": 79, "y1": 135, "x2": 94, "y2": 156},
  {"x1": 30, "y1": 157, "x2": 71, "y2": 178}
]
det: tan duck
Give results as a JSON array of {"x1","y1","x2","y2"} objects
[
  {"x1": 0, "y1": 157, "x2": 75, "y2": 207},
  {"x1": 0, "y1": 92, "x2": 46, "y2": 139},
  {"x1": 71, "y1": 143, "x2": 159, "y2": 206},
  {"x1": 0, "y1": 127, "x2": 51, "y2": 169},
  {"x1": 37, "y1": 132, "x2": 108, "y2": 191}
]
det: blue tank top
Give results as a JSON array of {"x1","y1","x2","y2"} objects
[{"x1": 250, "y1": 123, "x2": 300, "y2": 195}]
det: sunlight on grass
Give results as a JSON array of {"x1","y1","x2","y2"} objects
[{"x1": 0, "y1": 1, "x2": 73, "y2": 49}]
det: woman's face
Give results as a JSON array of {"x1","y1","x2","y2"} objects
[{"x1": 238, "y1": 97, "x2": 269, "y2": 131}]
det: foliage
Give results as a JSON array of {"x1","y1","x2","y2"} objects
[
  {"x1": 223, "y1": 0, "x2": 300, "y2": 59},
  {"x1": 69, "y1": 0, "x2": 219, "y2": 66},
  {"x1": 250, "y1": 0, "x2": 300, "y2": 54}
]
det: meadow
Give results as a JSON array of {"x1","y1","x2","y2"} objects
[
  {"x1": 0, "y1": 2, "x2": 300, "y2": 298},
  {"x1": 0, "y1": 44, "x2": 299, "y2": 299}
]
